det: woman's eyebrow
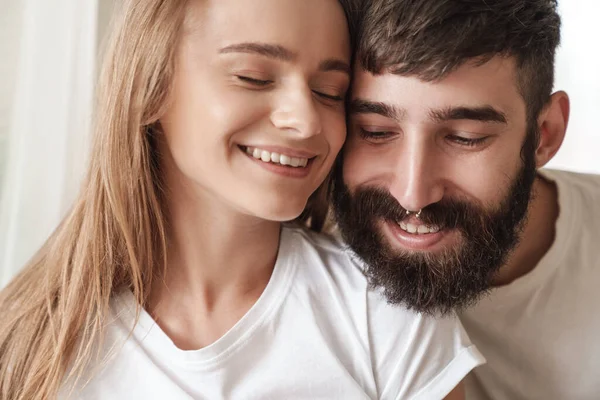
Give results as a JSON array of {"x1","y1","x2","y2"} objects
[
  {"x1": 219, "y1": 42, "x2": 296, "y2": 61},
  {"x1": 220, "y1": 41, "x2": 350, "y2": 76}
]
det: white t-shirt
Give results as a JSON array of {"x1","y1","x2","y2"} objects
[
  {"x1": 67, "y1": 226, "x2": 484, "y2": 400},
  {"x1": 460, "y1": 169, "x2": 600, "y2": 400}
]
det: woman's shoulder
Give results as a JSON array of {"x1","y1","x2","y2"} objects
[
  {"x1": 279, "y1": 225, "x2": 453, "y2": 331},
  {"x1": 280, "y1": 225, "x2": 484, "y2": 399},
  {"x1": 281, "y1": 224, "x2": 367, "y2": 281},
  {"x1": 283, "y1": 224, "x2": 348, "y2": 253}
]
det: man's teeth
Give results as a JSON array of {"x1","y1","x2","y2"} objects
[
  {"x1": 245, "y1": 146, "x2": 309, "y2": 168},
  {"x1": 398, "y1": 221, "x2": 441, "y2": 234}
]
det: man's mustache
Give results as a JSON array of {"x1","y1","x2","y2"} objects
[{"x1": 348, "y1": 186, "x2": 486, "y2": 234}]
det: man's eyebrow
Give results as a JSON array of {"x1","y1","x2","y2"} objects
[
  {"x1": 219, "y1": 42, "x2": 296, "y2": 62},
  {"x1": 349, "y1": 99, "x2": 405, "y2": 121},
  {"x1": 429, "y1": 106, "x2": 508, "y2": 124}
]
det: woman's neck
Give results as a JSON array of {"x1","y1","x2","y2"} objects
[{"x1": 147, "y1": 174, "x2": 282, "y2": 350}]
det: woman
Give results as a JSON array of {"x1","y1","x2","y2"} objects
[{"x1": 0, "y1": 0, "x2": 483, "y2": 398}]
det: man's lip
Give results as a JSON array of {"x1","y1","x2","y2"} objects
[
  {"x1": 239, "y1": 145, "x2": 318, "y2": 159},
  {"x1": 383, "y1": 219, "x2": 453, "y2": 251}
]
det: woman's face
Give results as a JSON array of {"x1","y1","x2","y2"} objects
[{"x1": 160, "y1": 0, "x2": 351, "y2": 221}]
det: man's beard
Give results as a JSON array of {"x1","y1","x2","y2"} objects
[{"x1": 332, "y1": 130, "x2": 538, "y2": 315}]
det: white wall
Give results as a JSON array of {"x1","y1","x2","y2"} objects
[{"x1": 549, "y1": 0, "x2": 600, "y2": 174}]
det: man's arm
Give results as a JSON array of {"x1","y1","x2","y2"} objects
[{"x1": 444, "y1": 381, "x2": 465, "y2": 400}]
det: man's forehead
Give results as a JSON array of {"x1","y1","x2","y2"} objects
[
  {"x1": 352, "y1": 55, "x2": 519, "y2": 84},
  {"x1": 350, "y1": 57, "x2": 523, "y2": 121}
]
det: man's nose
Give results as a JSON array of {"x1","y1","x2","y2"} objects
[{"x1": 389, "y1": 134, "x2": 445, "y2": 212}]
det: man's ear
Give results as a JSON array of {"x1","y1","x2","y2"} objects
[{"x1": 535, "y1": 91, "x2": 570, "y2": 168}]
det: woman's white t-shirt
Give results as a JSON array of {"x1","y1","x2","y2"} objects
[{"x1": 67, "y1": 226, "x2": 484, "y2": 400}]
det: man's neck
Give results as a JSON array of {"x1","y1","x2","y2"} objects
[{"x1": 492, "y1": 174, "x2": 560, "y2": 287}]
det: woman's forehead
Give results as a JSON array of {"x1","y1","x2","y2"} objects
[{"x1": 181, "y1": 0, "x2": 350, "y2": 59}]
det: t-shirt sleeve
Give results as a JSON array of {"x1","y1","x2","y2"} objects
[{"x1": 367, "y1": 289, "x2": 486, "y2": 400}]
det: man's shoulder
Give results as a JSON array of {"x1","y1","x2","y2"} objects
[
  {"x1": 541, "y1": 168, "x2": 600, "y2": 193},
  {"x1": 541, "y1": 169, "x2": 600, "y2": 218}
]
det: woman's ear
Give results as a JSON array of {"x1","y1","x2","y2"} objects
[{"x1": 535, "y1": 91, "x2": 570, "y2": 168}]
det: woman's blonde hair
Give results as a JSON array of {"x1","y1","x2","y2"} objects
[
  {"x1": 0, "y1": 0, "x2": 188, "y2": 398},
  {"x1": 0, "y1": 0, "x2": 354, "y2": 397}
]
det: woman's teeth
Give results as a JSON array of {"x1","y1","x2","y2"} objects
[
  {"x1": 245, "y1": 146, "x2": 309, "y2": 168},
  {"x1": 397, "y1": 221, "x2": 441, "y2": 234}
]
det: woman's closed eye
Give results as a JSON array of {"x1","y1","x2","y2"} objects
[
  {"x1": 234, "y1": 73, "x2": 347, "y2": 105},
  {"x1": 312, "y1": 80, "x2": 348, "y2": 103},
  {"x1": 313, "y1": 90, "x2": 344, "y2": 102},
  {"x1": 235, "y1": 75, "x2": 273, "y2": 86}
]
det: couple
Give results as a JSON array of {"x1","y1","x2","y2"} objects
[{"x1": 1, "y1": 0, "x2": 599, "y2": 399}]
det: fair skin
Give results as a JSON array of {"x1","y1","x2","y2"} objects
[
  {"x1": 149, "y1": 0, "x2": 350, "y2": 350},
  {"x1": 344, "y1": 55, "x2": 569, "y2": 288},
  {"x1": 130, "y1": 1, "x2": 471, "y2": 395}
]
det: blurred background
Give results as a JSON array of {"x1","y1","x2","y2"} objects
[{"x1": 0, "y1": 0, "x2": 598, "y2": 286}]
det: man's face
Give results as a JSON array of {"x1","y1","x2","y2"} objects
[{"x1": 334, "y1": 57, "x2": 537, "y2": 314}]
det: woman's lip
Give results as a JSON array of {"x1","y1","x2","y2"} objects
[
  {"x1": 239, "y1": 144, "x2": 318, "y2": 159},
  {"x1": 241, "y1": 147, "x2": 314, "y2": 178}
]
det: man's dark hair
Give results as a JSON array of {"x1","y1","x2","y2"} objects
[{"x1": 356, "y1": 0, "x2": 561, "y2": 123}]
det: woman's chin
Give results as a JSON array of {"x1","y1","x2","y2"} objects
[{"x1": 248, "y1": 198, "x2": 308, "y2": 223}]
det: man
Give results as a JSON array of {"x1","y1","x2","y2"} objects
[{"x1": 332, "y1": 0, "x2": 600, "y2": 398}]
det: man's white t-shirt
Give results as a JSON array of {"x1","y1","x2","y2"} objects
[
  {"x1": 68, "y1": 226, "x2": 484, "y2": 400},
  {"x1": 461, "y1": 169, "x2": 600, "y2": 400}
]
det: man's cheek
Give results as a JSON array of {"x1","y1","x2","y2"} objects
[
  {"x1": 343, "y1": 151, "x2": 382, "y2": 186},
  {"x1": 341, "y1": 154, "x2": 362, "y2": 186}
]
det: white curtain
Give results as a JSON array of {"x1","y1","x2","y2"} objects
[{"x1": 0, "y1": 0, "x2": 99, "y2": 286}]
